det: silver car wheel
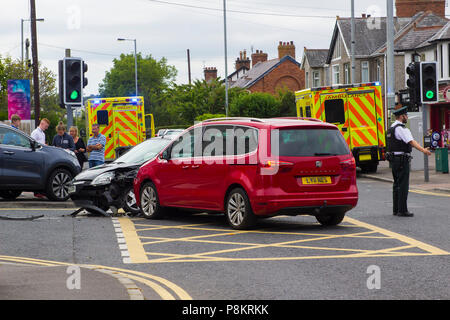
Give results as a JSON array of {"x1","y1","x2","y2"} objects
[
  {"x1": 141, "y1": 186, "x2": 157, "y2": 217},
  {"x1": 227, "y1": 193, "x2": 246, "y2": 226},
  {"x1": 52, "y1": 172, "x2": 71, "y2": 200},
  {"x1": 126, "y1": 189, "x2": 138, "y2": 211}
]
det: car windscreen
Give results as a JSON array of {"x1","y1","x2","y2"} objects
[
  {"x1": 272, "y1": 128, "x2": 350, "y2": 157},
  {"x1": 114, "y1": 139, "x2": 171, "y2": 164}
]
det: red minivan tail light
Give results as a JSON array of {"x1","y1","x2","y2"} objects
[
  {"x1": 261, "y1": 160, "x2": 294, "y2": 168},
  {"x1": 340, "y1": 157, "x2": 356, "y2": 171}
]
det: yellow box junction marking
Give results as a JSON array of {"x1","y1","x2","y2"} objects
[{"x1": 117, "y1": 216, "x2": 449, "y2": 264}]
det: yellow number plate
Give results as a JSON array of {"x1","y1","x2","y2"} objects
[
  {"x1": 301, "y1": 176, "x2": 332, "y2": 185},
  {"x1": 359, "y1": 154, "x2": 372, "y2": 161}
]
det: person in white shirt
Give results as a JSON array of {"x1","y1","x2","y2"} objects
[
  {"x1": 30, "y1": 118, "x2": 50, "y2": 145},
  {"x1": 387, "y1": 106, "x2": 431, "y2": 217}
]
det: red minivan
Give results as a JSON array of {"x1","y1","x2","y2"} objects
[{"x1": 134, "y1": 118, "x2": 358, "y2": 229}]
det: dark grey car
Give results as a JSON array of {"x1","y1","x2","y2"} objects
[{"x1": 0, "y1": 123, "x2": 81, "y2": 201}]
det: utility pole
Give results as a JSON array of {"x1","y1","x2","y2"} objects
[
  {"x1": 386, "y1": 0, "x2": 395, "y2": 112},
  {"x1": 30, "y1": 0, "x2": 40, "y2": 127},
  {"x1": 351, "y1": 0, "x2": 355, "y2": 84},
  {"x1": 423, "y1": 103, "x2": 429, "y2": 182},
  {"x1": 223, "y1": 0, "x2": 229, "y2": 117},
  {"x1": 187, "y1": 49, "x2": 192, "y2": 85}
]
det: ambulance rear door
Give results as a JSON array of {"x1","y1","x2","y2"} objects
[
  {"x1": 113, "y1": 103, "x2": 139, "y2": 150},
  {"x1": 347, "y1": 90, "x2": 379, "y2": 150},
  {"x1": 319, "y1": 91, "x2": 351, "y2": 147}
]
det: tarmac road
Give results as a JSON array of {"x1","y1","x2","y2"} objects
[{"x1": 0, "y1": 177, "x2": 449, "y2": 300}]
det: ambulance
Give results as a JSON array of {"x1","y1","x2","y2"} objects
[
  {"x1": 86, "y1": 96, "x2": 155, "y2": 161},
  {"x1": 295, "y1": 82, "x2": 386, "y2": 173}
]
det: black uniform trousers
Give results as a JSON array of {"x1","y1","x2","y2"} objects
[{"x1": 391, "y1": 155, "x2": 411, "y2": 214}]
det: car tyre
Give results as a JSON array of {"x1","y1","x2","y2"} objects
[
  {"x1": 316, "y1": 212, "x2": 346, "y2": 226},
  {"x1": 140, "y1": 182, "x2": 164, "y2": 219},
  {"x1": 46, "y1": 168, "x2": 73, "y2": 201},
  {"x1": 0, "y1": 190, "x2": 22, "y2": 200},
  {"x1": 225, "y1": 188, "x2": 256, "y2": 230},
  {"x1": 123, "y1": 186, "x2": 141, "y2": 216}
]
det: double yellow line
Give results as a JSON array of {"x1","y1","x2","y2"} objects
[{"x1": 0, "y1": 255, "x2": 191, "y2": 300}]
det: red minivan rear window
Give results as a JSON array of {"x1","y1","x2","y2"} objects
[{"x1": 272, "y1": 128, "x2": 350, "y2": 157}]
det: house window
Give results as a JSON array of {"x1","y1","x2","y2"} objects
[
  {"x1": 344, "y1": 63, "x2": 350, "y2": 84},
  {"x1": 313, "y1": 71, "x2": 320, "y2": 87},
  {"x1": 440, "y1": 44, "x2": 443, "y2": 78},
  {"x1": 306, "y1": 72, "x2": 309, "y2": 88},
  {"x1": 333, "y1": 36, "x2": 341, "y2": 59},
  {"x1": 332, "y1": 65, "x2": 340, "y2": 85},
  {"x1": 448, "y1": 43, "x2": 450, "y2": 77},
  {"x1": 361, "y1": 61, "x2": 369, "y2": 83},
  {"x1": 376, "y1": 60, "x2": 381, "y2": 81}
]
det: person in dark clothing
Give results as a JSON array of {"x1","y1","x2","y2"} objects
[
  {"x1": 52, "y1": 122, "x2": 75, "y2": 151},
  {"x1": 387, "y1": 106, "x2": 431, "y2": 217},
  {"x1": 69, "y1": 126, "x2": 87, "y2": 168}
]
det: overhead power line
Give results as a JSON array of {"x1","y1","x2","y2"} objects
[{"x1": 145, "y1": 0, "x2": 336, "y2": 19}]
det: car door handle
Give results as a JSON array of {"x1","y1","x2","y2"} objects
[
  {"x1": 3, "y1": 151, "x2": 14, "y2": 155},
  {"x1": 182, "y1": 165, "x2": 190, "y2": 169},
  {"x1": 191, "y1": 165, "x2": 200, "y2": 169}
]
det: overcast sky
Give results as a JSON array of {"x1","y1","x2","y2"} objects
[{"x1": 1, "y1": 0, "x2": 448, "y2": 96}]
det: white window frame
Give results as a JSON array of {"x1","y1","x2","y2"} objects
[
  {"x1": 361, "y1": 61, "x2": 370, "y2": 83},
  {"x1": 313, "y1": 71, "x2": 320, "y2": 87},
  {"x1": 332, "y1": 64, "x2": 340, "y2": 85}
]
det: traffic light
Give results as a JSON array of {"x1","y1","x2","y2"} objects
[
  {"x1": 82, "y1": 61, "x2": 88, "y2": 89},
  {"x1": 406, "y1": 62, "x2": 420, "y2": 108},
  {"x1": 420, "y1": 62, "x2": 438, "y2": 104},
  {"x1": 63, "y1": 57, "x2": 83, "y2": 105}
]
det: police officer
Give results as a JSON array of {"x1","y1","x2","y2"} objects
[{"x1": 387, "y1": 106, "x2": 431, "y2": 217}]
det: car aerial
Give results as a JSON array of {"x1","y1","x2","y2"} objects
[
  {"x1": 68, "y1": 136, "x2": 174, "y2": 216},
  {"x1": 134, "y1": 117, "x2": 358, "y2": 229},
  {"x1": 0, "y1": 123, "x2": 81, "y2": 201}
]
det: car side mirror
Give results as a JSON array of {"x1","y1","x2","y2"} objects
[
  {"x1": 160, "y1": 148, "x2": 171, "y2": 161},
  {"x1": 30, "y1": 140, "x2": 37, "y2": 151}
]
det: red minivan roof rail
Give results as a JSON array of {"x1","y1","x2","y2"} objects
[
  {"x1": 270, "y1": 117, "x2": 323, "y2": 122},
  {"x1": 202, "y1": 117, "x2": 265, "y2": 123}
]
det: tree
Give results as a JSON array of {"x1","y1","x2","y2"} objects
[
  {"x1": 0, "y1": 55, "x2": 64, "y2": 121},
  {"x1": 229, "y1": 91, "x2": 281, "y2": 118},
  {"x1": 99, "y1": 53, "x2": 177, "y2": 121}
]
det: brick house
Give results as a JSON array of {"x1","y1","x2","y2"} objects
[{"x1": 228, "y1": 41, "x2": 305, "y2": 94}]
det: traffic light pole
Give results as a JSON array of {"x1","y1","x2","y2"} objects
[{"x1": 422, "y1": 103, "x2": 429, "y2": 182}]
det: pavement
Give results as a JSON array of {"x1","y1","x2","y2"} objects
[
  {"x1": 0, "y1": 151, "x2": 448, "y2": 300},
  {"x1": 358, "y1": 150, "x2": 450, "y2": 193}
]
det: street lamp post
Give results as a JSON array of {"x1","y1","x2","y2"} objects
[
  {"x1": 21, "y1": 18, "x2": 44, "y2": 64},
  {"x1": 117, "y1": 38, "x2": 138, "y2": 97}
]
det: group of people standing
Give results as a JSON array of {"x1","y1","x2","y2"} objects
[{"x1": 12, "y1": 115, "x2": 106, "y2": 169}]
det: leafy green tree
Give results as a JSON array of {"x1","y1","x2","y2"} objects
[
  {"x1": 0, "y1": 55, "x2": 64, "y2": 123},
  {"x1": 229, "y1": 91, "x2": 281, "y2": 118},
  {"x1": 277, "y1": 88, "x2": 297, "y2": 117},
  {"x1": 99, "y1": 53, "x2": 177, "y2": 121},
  {"x1": 195, "y1": 113, "x2": 226, "y2": 122}
]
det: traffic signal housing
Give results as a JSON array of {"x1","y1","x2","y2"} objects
[
  {"x1": 63, "y1": 57, "x2": 83, "y2": 106},
  {"x1": 406, "y1": 62, "x2": 420, "y2": 108},
  {"x1": 420, "y1": 62, "x2": 438, "y2": 104}
]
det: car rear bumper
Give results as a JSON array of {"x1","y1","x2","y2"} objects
[{"x1": 250, "y1": 190, "x2": 358, "y2": 216}]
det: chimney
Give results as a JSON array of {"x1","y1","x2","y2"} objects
[
  {"x1": 235, "y1": 50, "x2": 251, "y2": 71},
  {"x1": 251, "y1": 49, "x2": 268, "y2": 67},
  {"x1": 396, "y1": 0, "x2": 445, "y2": 18},
  {"x1": 278, "y1": 41, "x2": 296, "y2": 60},
  {"x1": 204, "y1": 67, "x2": 217, "y2": 83}
]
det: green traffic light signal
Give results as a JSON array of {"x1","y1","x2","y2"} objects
[
  {"x1": 426, "y1": 90, "x2": 434, "y2": 99},
  {"x1": 70, "y1": 90, "x2": 79, "y2": 100}
]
